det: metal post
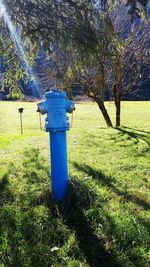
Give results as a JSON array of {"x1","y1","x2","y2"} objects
[
  {"x1": 50, "y1": 131, "x2": 68, "y2": 201},
  {"x1": 18, "y1": 108, "x2": 24, "y2": 134},
  {"x1": 37, "y1": 109, "x2": 42, "y2": 130}
]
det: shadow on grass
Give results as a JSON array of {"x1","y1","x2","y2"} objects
[
  {"x1": 58, "y1": 179, "x2": 121, "y2": 267},
  {"x1": 136, "y1": 216, "x2": 150, "y2": 233},
  {"x1": 73, "y1": 163, "x2": 150, "y2": 212},
  {"x1": 123, "y1": 126, "x2": 150, "y2": 135},
  {"x1": 0, "y1": 172, "x2": 8, "y2": 189},
  {"x1": 83, "y1": 126, "x2": 150, "y2": 155},
  {"x1": 115, "y1": 127, "x2": 150, "y2": 152},
  {"x1": 0, "y1": 172, "x2": 14, "y2": 207}
]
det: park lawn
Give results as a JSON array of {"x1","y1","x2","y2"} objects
[{"x1": 0, "y1": 101, "x2": 150, "y2": 267}]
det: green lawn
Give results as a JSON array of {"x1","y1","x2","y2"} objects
[{"x1": 0, "y1": 101, "x2": 150, "y2": 267}]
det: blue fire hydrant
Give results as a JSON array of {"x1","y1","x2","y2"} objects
[{"x1": 37, "y1": 89, "x2": 75, "y2": 202}]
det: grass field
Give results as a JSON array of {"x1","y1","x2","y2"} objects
[{"x1": 0, "y1": 101, "x2": 150, "y2": 267}]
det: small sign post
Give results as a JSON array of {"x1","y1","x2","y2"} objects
[
  {"x1": 18, "y1": 108, "x2": 24, "y2": 134},
  {"x1": 37, "y1": 109, "x2": 42, "y2": 130}
]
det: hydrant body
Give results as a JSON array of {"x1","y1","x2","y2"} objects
[{"x1": 37, "y1": 89, "x2": 75, "y2": 202}]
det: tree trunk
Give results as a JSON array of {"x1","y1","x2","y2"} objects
[
  {"x1": 96, "y1": 100, "x2": 113, "y2": 127},
  {"x1": 113, "y1": 83, "x2": 121, "y2": 128},
  {"x1": 116, "y1": 98, "x2": 121, "y2": 128},
  {"x1": 113, "y1": 55, "x2": 122, "y2": 128}
]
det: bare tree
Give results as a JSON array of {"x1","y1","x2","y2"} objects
[{"x1": 107, "y1": 5, "x2": 150, "y2": 127}]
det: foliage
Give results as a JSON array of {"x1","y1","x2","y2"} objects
[
  {"x1": 4, "y1": 0, "x2": 99, "y2": 52},
  {"x1": 126, "y1": 0, "x2": 149, "y2": 18},
  {"x1": 110, "y1": 5, "x2": 150, "y2": 92},
  {"x1": 0, "y1": 0, "x2": 149, "y2": 100},
  {"x1": 0, "y1": 6, "x2": 39, "y2": 99}
]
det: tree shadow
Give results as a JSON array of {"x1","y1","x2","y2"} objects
[
  {"x1": 136, "y1": 215, "x2": 150, "y2": 233},
  {"x1": 70, "y1": 163, "x2": 150, "y2": 264},
  {"x1": 123, "y1": 126, "x2": 150, "y2": 135},
  {"x1": 116, "y1": 127, "x2": 150, "y2": 145},
  {"x1": 72, "y1": 163, "x2": 150, "y2": 212},
  {"x1": 82, "y1": 127, "x2": 150, "y2": 154},
  {"x1": 113, "y1": 127, "x2": 150, "y2": 155},
  {"x1": 0, "y1": 173, "x2": 8, "y2": 189},
  {"x1": 0, "y1": 173, "x2": 14, "y2": 207},
  {"x1": 58, "y1": 178, "x2": 121, "y2": 267}
]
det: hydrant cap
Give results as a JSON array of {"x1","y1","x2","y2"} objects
[{"x1": 45, "y1": 89, "x2": 66, "y2": 99}]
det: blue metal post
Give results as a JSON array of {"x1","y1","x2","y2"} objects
[
  {"x1": 37, "y1": 89, "x2": 75, "y2": 202},
  {"x1": 50, "y1": 131, "x2": 68, "y2": 201}
]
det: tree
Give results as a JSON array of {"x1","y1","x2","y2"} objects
[
  {"x1": 106, "y1": 4, "x2": 150, "y2": 127},
  {"x1": 63, "y1": 52, "x2": 114, "y2": 127},
  {"x1": 56, "y1": 3, "x2": 150, "y2": 127}
]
